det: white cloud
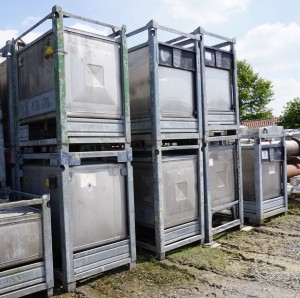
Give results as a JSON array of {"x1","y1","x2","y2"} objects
[
  {"x1": 270, "y1": 78, "x2": 300, "y2": 116},
  {"x1": 237, "y1": 22, "x2": 300, "y2": 116},
  {"x1": 22, "y1": 16, "x2": 41, "y2": 27},
  {"x1": 0, "y1": 29, "x2": 18, "y2": 48},
  {"x1": 0, "y1": 29, "x2": 42, "y2": 62},
  {"x1": 237, "y1": 22, "x2": 300, "y2": 74},
  {"x1": 0, "y1": 30, "x2": 17, "y2": 62},
  {"x1": 162, "y1": 0, "x2": 250, "y2": 25},
  {"x1": 70, "y1": 23, "x2": 110, "y2": 36}
]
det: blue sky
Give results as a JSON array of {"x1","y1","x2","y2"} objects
[{"x1": 1, "y1": 0, "x2": 299, "y2": 116}]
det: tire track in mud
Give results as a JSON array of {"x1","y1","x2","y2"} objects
[{"x1": 166, "y1": 212, "x2": 300, "y2": 297}]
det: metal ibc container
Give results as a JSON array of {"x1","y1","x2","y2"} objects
[
  {"x1": 22, "y1": 163, "x2": 127, "y2": 252},
  {"x1": 208, "y1": 149, "x2": 236, "y2": 208},
  {"x1": 133, "y1": 156, "x2": 198, "y2": 228},
  {"x1": 0, "y1": 207, "x2": 43, "y2": 269},
  {"x1": 129, "y1": 45, "x2": 195, "y2": 119},
  {"x1": 204, "y1": 48, "x2": 233, "y2": 113},
  {"x1": 242, "y1": 145, "x2": 282, "y2": 201},
  {"x1": 18, "y1": 28, "x2": 122, "y2": 120}
]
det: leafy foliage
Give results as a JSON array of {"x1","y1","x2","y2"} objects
[
  {"x1": 278, "y1": 97, "x2": 300, "y2": 128},
  {"x1": 237, "y1": 60, "x2": 274, "y2": 120}
]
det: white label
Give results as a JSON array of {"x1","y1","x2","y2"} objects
[
  {"x1": 209, "y1": 159, "x2": 214, "y2": 167},
  {"x1": 269, "y1": 165, "x2": 276, "y2": 175},
  {"x1": 205, "y1": 51, "x2": 212, "y2": 60},
  {"x1": 262, "y1": 150, "x2": 269, "y2": 160},
  {"x1": 80, "y1": 173, "x2": 97, "y2": 188}
]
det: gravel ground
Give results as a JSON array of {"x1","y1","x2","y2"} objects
[{"x1": 36, "y1": 197, "x2": 300, "y2": 298}]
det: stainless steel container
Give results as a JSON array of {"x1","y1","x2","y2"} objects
[
  {"x1": 18, "y1": 28, "x2": 122, "y2": 120},
  {"x1": 22, "y1": 163, "x2": 127, "y2": 252},
  {"x1": 133, "y1": 155, "x2": 198, "y2": 228},
  {"x1": 208, "y1": 149, "x2": 236, "y2": 208},
  {"x1": 0, "y1": 207, "x2": 43, "y2": 269},
  {"x1": 242, "y1": 146, "x2": 282, "y2": 201},
  {"x1": 129, "y1": 46, "x2": 195, "y2": 119}
]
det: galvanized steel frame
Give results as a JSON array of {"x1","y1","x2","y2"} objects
[
  {"x1": 0, "y1": 191, "x2": 54, "y2": 297},
  {"x1": 242, "y1": 130, "x2": 287, "y2": 224},
  {"x1": 8, "y1": 5, "x2": 136, "y2": 292},
  {"x1": 128, "y1": 21, "x2": 204, "y2": 260},
  {"x1": 195, "y1": 28, "x2": 243, "y2": 243},
  {"x1": 203, "y1": 138, "x2": 244, "y2": 243},
  {"x1": 195, "y1": 27, "x2": 240, "y2": 131},
  {"x1": 128, "y1": 20, "x2": 203, "y2": 140},
  {"x1": 133, "y1": 150, "x2": 204, "y2": 260}
]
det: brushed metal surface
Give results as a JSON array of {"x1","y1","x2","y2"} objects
[
  {"x1": 205, "y1": 67, "x2": 232, "y2": 112},
  {"x1": 22, "y1": 163, "x2": 127, "y2": 252},
  {"x1": 18, "y1": 30, "x2": 122, "y2": 119},
  {"x1": 129, "y1": 46, "x2": 195, "y2": 119},
  {"x1": 133, "y1": 156, "x2": 198, "y2": 228},
  {"x1": 208, "y1": 149, "x2": 236, "y2": 208},
  {"x1": 0, "y1": 207, "x2": 43, "y2": 269},
  {"x1": 242, "y1": 148, "x2": 282, "y2": 201}
]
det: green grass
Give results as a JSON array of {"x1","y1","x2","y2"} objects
[
  {"x1": 88, "y1": 254, "x2": 194, "y2": 298},
  {"x1": 168, "y1": 245, "x2": 240, "y2": 272}
]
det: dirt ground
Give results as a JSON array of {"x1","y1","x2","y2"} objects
[{"x1": 50, "y1": 197, "x2": 300, "y2": 298}]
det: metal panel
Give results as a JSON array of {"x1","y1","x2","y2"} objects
[
  {"x1": 0, "y1": 61, "x2": 7, "y2": 101},
  {"x1": 208, "y1": 149, "x2": 236, "y2": 208},
  {"x1": 18, "y1": 30, "x2": 123, "y2": 119},
  {"x1": 133, "y1": 156, "x2": 198, "y2": 228},
  {"x1": 69, "y1": 164, "x2": 127, "y2": 251},
  {"x1": 0, "y1": 60, "x2": 7, "y2": 184},
  {"x1": 158, "y1": 66, "x2": 195, "y2": 118},
  {"x1": 0, "y1": 262, "x2": 45, "y2": 296},
  {"x1": 205, "y1": 67, "x2": 231, "y2": 112},
  {"x1": 0, "y1": 207, "x2": 43, "y2": 270},
  {"x1": 18, "y1": 33, "x2": 55, "y2": 103},
  {"x1": 22, "y1": 163, "x2": 127, "y2": 252},
  {"x1": 242, "y1": 147, "x2": 283, "y2": 201},
  {"x1": 64, "y1": 30, "x2": 122, "y2": 118},
  {"x1": 128, "y1": 46, "x2": 150, "y2": 118},
  {"x1": 129, "y1": 46, "x2": 195, "y2": 119}
]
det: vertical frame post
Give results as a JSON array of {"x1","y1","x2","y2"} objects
[
  {"x1": 254, "y1": 135, "x2": 263, "y2": 223},
  {"x1": 195, "y1": 32, "x2": 205, "y2": 242},
  {"x1": 11, "y1": 40, "x2": 21, "y2": 192},
  {"x1": 42, "y1": 194, "x2": 54, "y2": 297},
  {"x1": 231, "y1": 41, "x2": 239, "y2": 126},
  {"x1": 282, "y1": 132, "x2": 288, "y2": 214},
  {"x1": 52, "y1": 5, "x2": 75, "y2": 291},
  {"x1": 198, "y1": 31, "x2": 213, "y2": 243},
  {"x1": 120, "y1": 25, "x2": 136, "y2": 265},
  {"x1": 148, "y1": 26, "x2": 165, "y2": 259}
]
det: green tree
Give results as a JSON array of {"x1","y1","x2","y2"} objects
[
  {"x1": 278, "y1": 97, "x2": 300, "y2": 129},
  {"x1": 237, "y1": 60, "x2": 274, "y2": 120}
]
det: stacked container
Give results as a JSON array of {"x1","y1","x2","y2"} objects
[
  {"x1": 128, "y1": 20, "x2": 204, "y2": 260},
  {"x1": 8, "y1": 6, "x2": 135, "y2": 291},
  {"x1": 1, "y1": 45, "x2": 54, "y2": 297},
  {"x1": 197, "y1": 28, "x2": 243, "y2": 243},
  {"x1": 0, "y1": 192, "x2": 54, "y2": 297},
  {"x1": 241, "y1": 126, "x2": 287, "y2": 224}
]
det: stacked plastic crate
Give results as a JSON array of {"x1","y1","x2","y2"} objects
[
  {"x1": 128, "y1": 20, "x2": 205, "y2": 260},
  {"x1": 9, "y1": 6, "x2": 136, "y2": 291},
  {"x1": 197, "y1": 28, "x2": 244, "y2": 243}
]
